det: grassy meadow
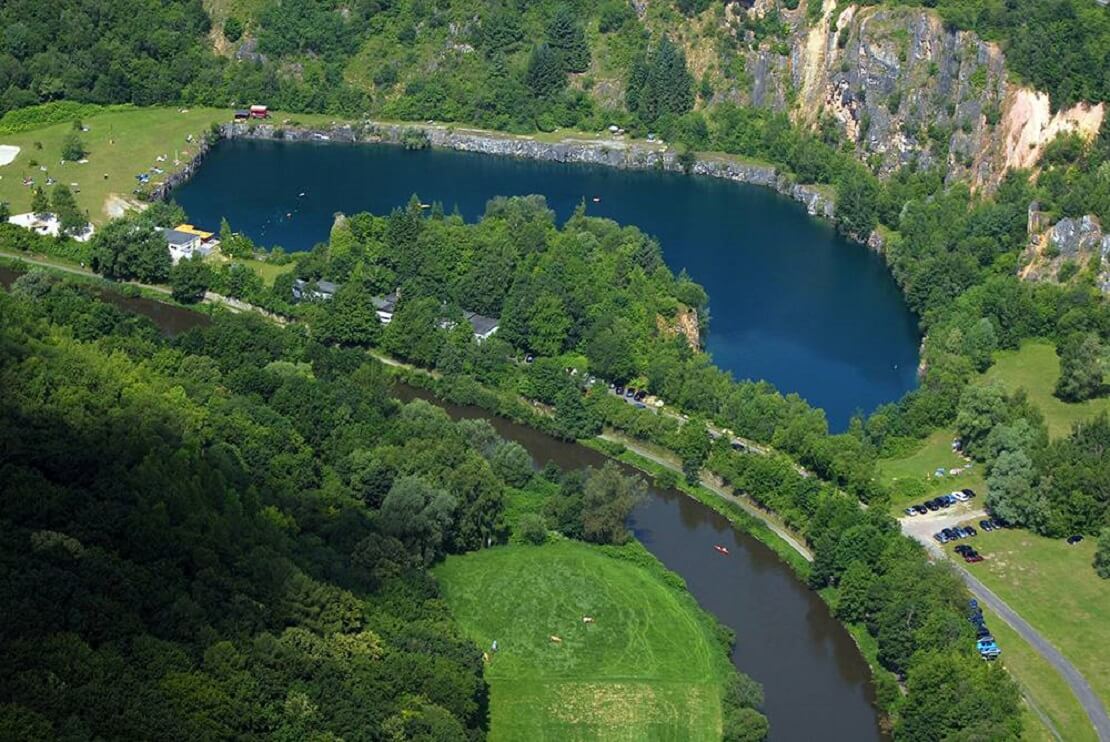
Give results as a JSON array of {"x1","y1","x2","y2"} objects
[
  {"x1": 984, "y1": 340, "x2": 1109, "y2": 439},
  {"x1": 435, "y1": 540, "x2": 733, "y2": 741}
]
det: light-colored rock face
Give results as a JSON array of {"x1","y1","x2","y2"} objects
[{"x1": 1001, "y1": 90, "x2": 1105, "y2": 172}]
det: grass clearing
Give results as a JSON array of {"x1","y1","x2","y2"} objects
[
  {"x1": 0, "y1": 106, "x2": 350, "y2": 226},
  {"x1": 435, "y1": 540, "x2": 732, "y2": 741},
  {"x1": 877, "y1": 428, "x2": 985, "y2": 516},
  {"x1": 983, "y1": 340, "x2": 1109, "y2": 439},
  {"x1": 970, "y1": 527, "x2": 1110, "y2": 711}
]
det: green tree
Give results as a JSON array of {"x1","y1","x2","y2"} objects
[
  {"x1": 581, "y1": 462, "x2": 645, "y2": 545},
  {"x1": 61, "y1": 131, "x2": 86, "y2": 161},
  {"x1": 835, "y1": 560, "x2": 875, "y2": 623},
  {"x1": 676, "y1": 417, "x2": 710, "y2": 483},
  {"x1": 835, "y1": 164, "x2": 880, "y2": 238},
  {"x1": 382, "y1": 295, "x2": 444, "y2": 365},
  {"x1": 1055, "y1": 333, "x2": 1104, "y2": 402},
  {"x1": 626, "y1": 38, "x2": 694, "y2": 124},
  {"x1": 0, "y1": 201, "x2": 10, "y2": 221},
  {"x1": 516, "y1": 513, "x2": 548, "y2": 545},
  {"x1": 527, "y1": 291, "x2": 570, "y2": 356},
  {"x1": 379, "y1": 476, "x2": 456, "y2": 565},
  {"x1": 955, "y1": 382, "x2": 1009, "y2": 457},
  {"x1": 490, "y1": 441, "x2": 533, "y2": 487},
  {"x1": 986, "y1": 449, "x2": 1038, "y2": 526},
  {"x1": 317, "y1": 276, "x2": 381, "y2": 347},
  {"x1": 1095, "y1": 528, "x2": 1110, "y2": 579},
  {"x1": 223, "y1": 17, "x2": 244, "y2": 42},
  {"x1": 90, "y1": 217, "x2": 171, "y2": 283},
  {"x1": 169, "y1": 255, "x2": 212, "y2": 303},
  {"x1": 30, "y1": 186, "x2": 49, "y2": 216},
  {"x1": 526, "y1": 43, "x2": 566, "y2": 98},
  {"x1": 51, "y1": 183, "x2": 86, "y2": 235},
  {"x1": 546, "y1": 5, "x2": 590, "y2": 73}
]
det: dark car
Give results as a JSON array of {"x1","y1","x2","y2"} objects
[
  {"x1": 634, "y1": 390, "x2": 647, "y2": 401},
  {"x1": 1066, "y1": 534, "x2": 1084, "y2": 545},
  {"x1": 965, "y1": 552, "x2": 983, "y2": 563},
  {"x1": 926, "y1": 500, "x2": 940, "y2": 511},
  {"x1": 962, "y1": 488, "x2": 977, "y2": 498},
  {"x1": 954, "y1": 544, "x2": 974, "y2": 555},
  {"x1": 964, "y1": 526, "x2": 977, "y2": 537},
  {"x1": 934, "y1": 532, "x2": 950, "y2": 544},
  {"x1": 614, "y1": 385, "x2": 625, "y2": 395},
  {"x1": 942, "y1": 528, "x2": 957, "y2": 540},
  {"x1": 914, "y1": 505, "x2": 929, "y2": 515},
  {"x1": 979, "y1": 519, "x2": 994, "y2": 532},
  {"x1": 977, "y1": 626, "x2": 992, "y2": 638},
  {"x1": 624, "y1": 388, "x2": 636, "y2": 398}
]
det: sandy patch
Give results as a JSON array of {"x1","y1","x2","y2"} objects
[
  {"x1": 103, "y1": 193, "x2": 145, "y2": 219},
  {"x1": 0, "y1": 145, "x2": 20, "y2": 166}
]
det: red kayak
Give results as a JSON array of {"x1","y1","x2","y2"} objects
[{"x1": 714, "y1": 545, "x2": 730, "y2": 556}]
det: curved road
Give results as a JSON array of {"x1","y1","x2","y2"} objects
[{"x1": 901, "y1": 508, "x2": 1110, "y2": 741}]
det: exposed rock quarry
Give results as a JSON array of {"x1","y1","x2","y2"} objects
[
  {"x1": 716, "y1": 3, "x2": 1103, "y2": 189},
  {"x1": 1021, "y1": 214, "x2": 1110, "y2": 295},
  {"x1": 657, "y1": 307, "x2": 702, "y2": 350}
]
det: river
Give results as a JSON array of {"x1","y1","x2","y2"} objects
[
  {"x1": 0, "y1": 273, "x2": 884, "y2": 740},
  {"x1": 394, "y1": 384, "x2": 884, "y2": 742},
  {"x1": 173, "y1": 138, "x2": 920, "y2": 430}
]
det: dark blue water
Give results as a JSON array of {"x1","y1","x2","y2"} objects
[{"x1": 174, "y1": 139, "x2": 919, "y2": 429}]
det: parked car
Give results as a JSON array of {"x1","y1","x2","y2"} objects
[
  {"x1": 905, "y1": 507, "x2": 918, "y2": 517},
  {"x1": 954, "y1": 544, "x2": 974, "y2": 555},
  {"x1": 525, "y1": 354, "x2": 535, "y2": 364},
  {"x1": 1066, "y1": 534, "x2": 1084, "y2": 545},
  {"x1": 634, "y1": 390, "x2": 647, "y2": 401},
  {"x1": 964, "y1": 526, "x2": 977, "y2": 537},
  {"x1": 962, "y1": 488, "x2": 977, "y2": 498},
  {"x1": 914, "y1": 505, "x2": 928, "y2": 515},
  {"x1": 941, "y1": 528, "x2": 957, "y2": 540},
  {"x1": 979, "y1": 519, "x2": 994, "y2": 532},
  {"x1": 952, "y1": 490, "x2": 970, "y2": 502},
  {"x1": 624, "y1": 388, "x2": 636, "y2": 398},
  {"x1": 942, "y1": 494, "x2": 958, "y2": 506},
  {"x1": 976, "y1": 625, "x2": 992, "y2": 638},
  {"x1": 965, "y1": 552, "x2": 984, "y2": 563},
  {"x1": 614, "y1": 385, "x2": 625, "y2": 395},
  {"x1": 926, "y1": 500, "x2": 941, "y2": 512},
  {"x1": 934, "y1": 531, "x2": 950, "y2": 544}
]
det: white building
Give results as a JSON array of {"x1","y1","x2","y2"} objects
[{"x1": 8, "y1": 212, "x2": 94, "y2": 242}]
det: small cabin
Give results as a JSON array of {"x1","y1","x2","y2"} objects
[{"x1": 233, "y1": 109, "x2": 250, "y2": 120}]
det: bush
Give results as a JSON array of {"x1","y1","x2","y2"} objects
[{"x1": 516, "y1": 513, "x2": 548, "y2": 545}]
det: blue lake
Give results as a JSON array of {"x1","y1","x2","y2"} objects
[{"x1": 174, "y1": 138, "x2": 920, "y2": 429}]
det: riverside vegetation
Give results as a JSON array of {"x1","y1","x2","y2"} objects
[{"x1": 0, "y1": 274, "x2": 766, "y2": 741}]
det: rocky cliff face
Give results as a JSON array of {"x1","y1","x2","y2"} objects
[
  {"x1": 1021, "y1": 213, "x2": 1110, "y2": 295},
  {"x1": 694, "y1": 2, "x2": 1103, "y2": 189}
]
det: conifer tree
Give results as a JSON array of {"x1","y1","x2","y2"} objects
[{"x1": 546, "y1": 5, "x2": 590, "y2": 73}]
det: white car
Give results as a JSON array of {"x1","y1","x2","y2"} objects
[
  {"x1": 904, "y1": 507, "x2": 918, "y2": 516},
  {"x1": 952, "y1": 490, "x2": 970, "y2": 502}
]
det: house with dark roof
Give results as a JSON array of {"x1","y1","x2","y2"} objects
[
  {"x1": 371, "y1": 292, "x2": 399, "y2": 324},
  {"x1": 158, "y1": 227, "x2": 214, "y2": 264},
  {"x1": 292, "y1": 278, "x2": 339, "y2": 301},
  {"x1": 464, "y1": 311, "x2": 500, "y2": 342}
]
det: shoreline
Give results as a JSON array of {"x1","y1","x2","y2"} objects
[{"x1": 154, "y1": 118, "x2": 839, "y2": 225}]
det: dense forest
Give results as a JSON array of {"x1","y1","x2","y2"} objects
[
  {"x1": 1, "y1": 0, "x2": 1106, "y2": 123},
  {"x1": 0, "y1": 273, "x2": 767, "y2": 739}
]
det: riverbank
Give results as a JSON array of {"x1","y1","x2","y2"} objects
[{"x1": 216, "y1": 118, "x2": 837, "y2": 222}]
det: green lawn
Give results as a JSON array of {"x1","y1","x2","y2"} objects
[
  {"x1": 984, "y1": 340, "x2": 1110, "y2": 439},
  {"x1": 878, "y1": 428, "x2": 985, "y2": 515},
  {"x1": 0, "y1": 106, "x2": 349, "y2": 226},
  {"x1": 969, "y1": 526, "x2": 1110, "y2": 712},
  {"x1": 435, "y1": 540, "x2": 732, "y2": 741}
]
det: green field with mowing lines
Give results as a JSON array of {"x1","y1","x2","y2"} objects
[
  {"x1": 984, "y1": 340, "x2": 1109, "y2": 439},
  {"x1": 435, "y1": 540, "x2": 733, "y2": 741}
]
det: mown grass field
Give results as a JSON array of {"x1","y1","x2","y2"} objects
[
  {"x1": 435, "y1": 540, "x2": 732, "y2": 741},
  {"x1": 964, "y1": 526, "x2": 1110, "y2": 712},
  {"x1": 984, "y1": 340, "x2": 1110, "y2": 439},
  {"x1": 0, "y1": 106, "x2": 347, "y2": 226}
]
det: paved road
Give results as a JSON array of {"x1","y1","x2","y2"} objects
[{"x1": 901, "y1": 509, "x2": 1110, "y2": 741}]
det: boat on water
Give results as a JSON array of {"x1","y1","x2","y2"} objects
[{"x1": 714, "y1": 544, "x2": 730, "y2": 556}]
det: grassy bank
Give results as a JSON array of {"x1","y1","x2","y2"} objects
[
  {"x1": 983, "y1": 340, "x2": 1109, "y2": 439},
  {"x1": 435, "y1": 540, "x2": 735, "y2": 741}
]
